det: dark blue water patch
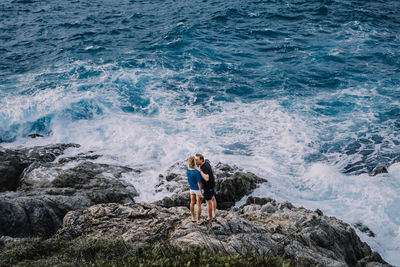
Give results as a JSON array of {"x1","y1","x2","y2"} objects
[
  {"x1": 21, "y1": 116, "x2": 53, "y2": 138},
  {"x1": 0, "y1": 115, "x2": 53, "y2": 143},
  {"x1": 0, "y1": 125, "x2": 19, "y2": 143},
  {"x1": 222, "y1": 142, "x2": 253, "y2": 156},
  {"x1": 68, "y1": 65, "x2": 103, "y2": 80},
  {"x1": 313, "y1": 100, "x2": 356, "y2": 116},
  {"x1": 60, "y1": 99, "x2": 103, "y2": 121}
]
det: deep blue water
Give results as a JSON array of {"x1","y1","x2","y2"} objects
[{"x1": 1, "y1": 0, "x2": 400, "y2": 264}]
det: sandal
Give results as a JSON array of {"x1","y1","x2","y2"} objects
[{"x1": 197, "y1": 220, "x2": 205, "y2": 225}]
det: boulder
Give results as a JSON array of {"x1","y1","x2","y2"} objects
[
  {"x1": 369, "y1": 165, "x2": 388, "y2": 176},
  {"x1": 215, "y1": 171, "x2": 267, "y2": 209},
  {"x1": 0, "y1": 156, "x2": 139, "y2": 238},
  {"x1": 0, "y1": 143, "x2": 79, "y2": 192}
]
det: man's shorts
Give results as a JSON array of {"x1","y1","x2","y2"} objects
[
  {"x1": 190, "y1": 189, "x2": 203, "y2": 196},
  {"x1": 204, "y1": 187, "x2": 215, "y2": 201}
]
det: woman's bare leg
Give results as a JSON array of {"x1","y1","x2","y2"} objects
[
  {"x1": 190, "y1": 194, "x2": 196, "y2": 221},
  {"x1": 196, "y1": 194, "x2": 202, "y2": 221}
]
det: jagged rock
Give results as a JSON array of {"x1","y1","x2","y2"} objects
[
  {"x1": 154, "y1": 161, "x2": 267, "y2": 209},
  {"x1": 57, "y1": 202, "x2": 186, "y2": 242},
  {"x1": 354, "y1": 222, "x2": 376, "y2": 237},
  {"x1": 57, "y1": 152, "x2": 101, "y2": 164},
  {"x1": 215, "y1": 171, "x2": 267, "y2": 209},
  {"x1": 0, "y1": 145, "x2": 139, "y2": 238},
  {"x1": 244, "y1": 196, "x2": 276, "y2": 206},
  {"x1": 0, "y1": 143, "x2": 79, "y2": 192},
  {"x1": 369, "y1": 165, "x2": 388, "y2": 176},
  {"x1": 28, "y1": 133, "x2": 44, "y2": 138},
  {"x1": 56, "y1": 197, "x2": 391, "y2": 267}
]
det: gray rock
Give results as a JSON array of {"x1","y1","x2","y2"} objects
[
  {"x1": 0, "y1": 145, "x2": 139, "y2": 238},
  {"x1": 0, "y1": 143, "x2": 79, "y2": 192},
  {"x1": 369, "y1": 165, "x2": 388, "y2": 176},
  {"x1": 244, "y1": 196, "x2": 276, "y2": 206},
  {"x1": 354, "y1": 222, "x2": 376, "y2": 237},
  {"x1": 260, "y1": 203, "x2": 277, "y2": 213},
  {"x1": 56, "y1": 197, "x2": 391, "y2": 267},
  {"x1": 215, "y1": 171, "x2": 267, "y2": 209}
]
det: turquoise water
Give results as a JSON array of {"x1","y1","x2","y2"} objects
[{"x1": 1, "y1": 0, "x2": 400, "y2": 264}]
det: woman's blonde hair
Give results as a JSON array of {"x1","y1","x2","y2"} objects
[{"x1": 187, "y1": 156, "x2": 196, "y2": 169}]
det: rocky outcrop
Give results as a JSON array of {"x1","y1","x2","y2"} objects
[
  {"x1": 0, "y1": 145, "x2": 139, "y2": 238},
  {"x1": 154, "y1": 161, "x2": 267, "y2": 209},
  {"x1": 56, "y1": 197, "x2": 390, "y2": 267},
  {"x1": 369, "y1": 165, "x2": 388, "y2": 176},
  {"x1": 0, "y1": 143, "x2": 79, "y2": 192}
]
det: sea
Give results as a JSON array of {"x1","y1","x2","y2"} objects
[{"x1": 0, "y1": 0, "x2": 399, "y2": 264}]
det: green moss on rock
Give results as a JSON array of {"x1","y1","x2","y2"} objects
[{"x1": 0, "y1": 237, "x2": 312, "y2": 267}]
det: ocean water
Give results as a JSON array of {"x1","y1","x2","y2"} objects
[{"x1": 1, "y1": 0, "x2": 400, "y2": 264}]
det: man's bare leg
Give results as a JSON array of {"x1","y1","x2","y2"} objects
[
  {"x1": 212, "y1": 196, "x2": 217, "y2": 219},
  {"x1": 206, "y1": 199, "x2": 213, "y2": 220}
]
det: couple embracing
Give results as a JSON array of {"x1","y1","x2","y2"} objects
[{"x1": 186, "y1": 153, "x2": 217, "y2": 224}]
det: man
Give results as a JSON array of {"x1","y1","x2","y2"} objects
[{"x1": 195, "y1": 153, "x2": 217, "y2": 221}]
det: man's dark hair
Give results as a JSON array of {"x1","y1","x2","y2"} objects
[{"x1": 195, "y1": 153, "x2": 204, "y2": 161}]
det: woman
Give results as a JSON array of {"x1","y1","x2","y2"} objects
[{"x1": 186, "y1": 156, "x2": 204, "y2": 224}]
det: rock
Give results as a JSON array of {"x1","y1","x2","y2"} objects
[
  {"x1": 354, "y1": 222, "x2": 376, "y2": 237},
  {"x1": 215, "y1": 171, "x2": 267, "y2": 209},
  {"x1": 0, "y1": 151, "x2": 26, "y2": 192},
  {"x1": 28, "y1": 133, "x2": 44, "y2": 138},
  {"x1": 56, "y1": 197, "x2": 391, "y2": 267},
  {"x1": 369, "y1": 165, "x2": 388, "y2": 176},
  {"x1": 0, "y1": 236, "x2": 22, "y2": 249},
  {"x1": 0, "y1": 143, "x2": 79, "y2": 192},
  {"x1": 0, "y1": 147, "x2": 139, "y2": 238},
  {"x1": 314, "y1": 208, "x2": 324, "y2": 216},
  {"x1": 154, "y1": 161, "x2": 267, "y2": 210},
  {"x1": 390, "y1": 158, "x2": 400, "y2": 166},
  {"x1": 244, "y1": 196, "x2": 276, "y2": 206},
  {"x1": 260, "y1": 203, "x2": 277, "y2": 213},
  {"x1": 57, "y1": 202, "x2": 186, "y2": 242},
  {"x1": 57, "y1": 152, "x2": 101, "y2": 164}
]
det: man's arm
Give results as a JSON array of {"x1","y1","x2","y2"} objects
[
  {"x1": 199, "y1": 169, "x2": 209, "y2": 181},
  {"x1": 196, "y1": 165, "x2": 209, "y2": 181}
]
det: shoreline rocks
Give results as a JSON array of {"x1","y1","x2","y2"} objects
[
  {"x1": 56, "y1": 197, "x2": 390, "y2": 266},
  {"x1": 0, "y1": 145, "x2": 139, "y2": 238},
  {"x1": 0, "y1": 143, "x2": 393, "y2": 266},
  {"x1": 0, "y1": 143, "x2": 79, "y2": 192}
]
